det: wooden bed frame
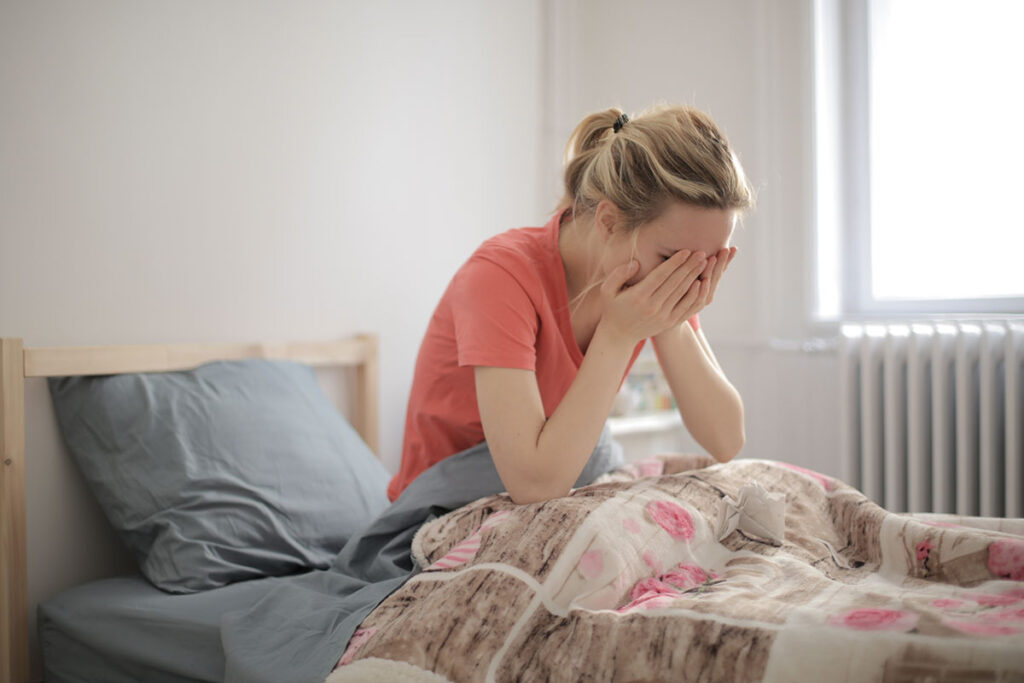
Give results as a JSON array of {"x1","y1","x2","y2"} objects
[{"x1": 0, "y1": 334, "x2": 380, "y2": 683}]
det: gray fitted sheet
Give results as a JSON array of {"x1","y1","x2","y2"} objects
[{"x1": 38, "y1": 573, "x2": 289, "y2": 683}]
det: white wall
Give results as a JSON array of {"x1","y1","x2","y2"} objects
[{"x1": 1, "y1": 2, "x2": 545, "y2": 677}]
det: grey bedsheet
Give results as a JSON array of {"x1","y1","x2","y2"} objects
[
  {"x1": 39, "y1": 430, "x2": 622, "y2": 683},
  {"x1": 221, "y1": 430, "x2": 624, "y2": 683},
  {"x1": 39, "y1": 573, "x2": 288, "y2": 683}
]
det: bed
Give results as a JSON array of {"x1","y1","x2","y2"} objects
[
  {"x1": 2, "y1": 334, "x2": 384, "y2": 683},
  {"x1": 3, "y1": 334, "x2": 1024, "y2": 683}
]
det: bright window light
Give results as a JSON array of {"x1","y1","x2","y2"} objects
[{"x1": 869, "y1": 0, "x2": 1024, "y2": 301}]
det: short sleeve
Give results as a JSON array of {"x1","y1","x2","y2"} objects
[{"x1": 448, "y1": 257, "x2": 539, "y2": 370}]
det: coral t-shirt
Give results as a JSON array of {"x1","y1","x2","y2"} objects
[{"x1": 386, "y1": 210, "x2": 697, "y2": 502}]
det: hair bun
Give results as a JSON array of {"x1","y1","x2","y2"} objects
[{"x1": 557, "y1": 104, "x2": 753, "y2": 224}]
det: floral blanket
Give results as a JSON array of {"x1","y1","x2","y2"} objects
[{"x1": 327, "y1": 456, "x2": 1024, "y2": 682}]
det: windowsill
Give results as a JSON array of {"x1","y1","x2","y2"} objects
[{"x1": 608, "y1": 411, "x2": 683, "y2": 436}]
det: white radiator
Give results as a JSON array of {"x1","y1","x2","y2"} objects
[{"x1": 840, "y1": 321, "x2": 1024, "y2": 517}]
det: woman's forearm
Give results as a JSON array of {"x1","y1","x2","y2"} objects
[
  {"x1": 518, "y1": 323, "x2": 636, "y2": 502},
  {"x1": 652, "y1": 323, "x2": 745, "y2": 461}
]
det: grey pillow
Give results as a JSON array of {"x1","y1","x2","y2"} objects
[{"x1": 48, "y1": 359, "x2": 392, "y2": 594}]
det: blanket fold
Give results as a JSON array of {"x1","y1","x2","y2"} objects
[{"x1": 715, "y1": 480, "x2": 786, "y2": 545}]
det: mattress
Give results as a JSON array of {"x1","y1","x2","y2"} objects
[{"x1": 38, "y1": 573, "x2": 288, "y2": 683}]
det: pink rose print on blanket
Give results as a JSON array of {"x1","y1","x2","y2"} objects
[
  {"x1": 642, "y1": 551, "x2": 663, "y2": 574},
  {"x1": 636, "y1": 457, "x2": 665, "y2": 478},
  {"x1": 335, "y1": 627, "x2": 378, "y2": 668},
  {"x1": 965, "y1": 592, "x2": 1022, "y2": 607},
  {"x1": 932, "y1": 598, "x2": 967, "y2": 609},
  {"x1": 916, "y1": 539, "x2": 934, "y2": 564},
  {"x1": 646, "y1": 500, "x2": 695, "y2": 541},
  {"x1": 827, "y1": 608, "x2": 918, "y2": 632},
  {"x1": 777, "y1": 462, "x2": 836, "y2": 491},
  {"x1": 942, "y1": 618, "x2": 1024, "y2": 636},
  {"x1": 617, "y1": 579, "x2": 680, "y2": 613},
  {"x1": 617, "y1": 593, "x2": 678, "y2": 612},
  {"x1": 987, "y1": 539, "x2": 1024, "y2": 581},
  {"x1": 661, "y1": 563, "x2": 720, "y2": 591},
  {"x1": 617, "y1": 562, "x2": 722, "y2": 613},
  {"x1": 952, "y1": 586, "x2": 1024, "y2": 609},
  {"x1": 621, "y1": 457, "x2": 666, "y2": 481},
  {"x1": 629, "y1": 578, "x2": 679, "y2": 601},
  {"x1": 979, "y1": 607, "x2": 1024, "y2": 622},
  {"x1": 622, "y1": 518, "x2": 642, "y2": 535},
  {"x1": 425, "y1": 509, "x2": 511, "y2": 571},
  {"x1": 577, "y1": 550, "x2": 604, "y2": 580}
]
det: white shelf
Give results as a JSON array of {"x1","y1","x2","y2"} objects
[{"x1": 607, "y1": 411, "x2": 682, "y2": 436}]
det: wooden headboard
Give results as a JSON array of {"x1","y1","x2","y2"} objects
[{"x1": 0, "y1": 334, "x2": 379, "y2": 683}]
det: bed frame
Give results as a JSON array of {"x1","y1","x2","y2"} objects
[{"x1": 0, "y1": 334, "x2": 380, "y2": 683}]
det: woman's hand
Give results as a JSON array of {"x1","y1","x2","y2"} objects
[
  {"x1": 596, "y1": 249, "x2": 708, "y2": 346},
  {"x1": 662, "y1": 246, "x2": 737, "y2": 331},
  {"x1": 701, "y1": 246, "x2": 737, "y2": 308}
]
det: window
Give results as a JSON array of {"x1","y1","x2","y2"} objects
[{"x1": 814, "y1": 0, "x2": 1024, "y2": 318}]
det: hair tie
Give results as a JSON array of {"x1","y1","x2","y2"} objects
[{"x1": 613, "y1": 113, "x2": 629, "y2": 133}]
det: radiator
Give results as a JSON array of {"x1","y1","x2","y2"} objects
[{"x1": 840, "y1": 321, "x2": 1024, "y2": 517}]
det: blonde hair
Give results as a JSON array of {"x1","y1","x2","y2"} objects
[
  {"x1": 557, "y1": 104, "x2": 754, "y2": 309},
  {"x1": 558, "y1": 104, "x2": 753, "y2": 224}
]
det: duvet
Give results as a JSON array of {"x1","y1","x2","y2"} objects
[{"x1": 328, "y1": 455, "x2": 1024, "y2": 682}]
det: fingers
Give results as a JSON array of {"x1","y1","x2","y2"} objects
[
  {"x1": 698, "y1": 253, "x2": 716, "y2": 283},
  {"x1": 690, "y1": 252, "x2": 721, "y2": 311},
  {"x1": 601, "y1": 259, "x2": 640, "y2": 297},
  {"x1": 669, "y1": 273, "x2": 707, "y2": 322},
  {"x1": 653, "y1": 251, "x2": 706, "y2": 304},
  {"x1": 659, "y1": 246, "x2": 737, "y2": 327},
  {"x1": 635, "y1": 249, "x2": 692, "y2": 294},
  {"x1": 704, "y1": 249, "x2": 725, "y2": 303},
  {"x1": 705, "y1": 247, "x2": 737, "y2": 305}
]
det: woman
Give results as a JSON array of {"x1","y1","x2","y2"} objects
[{"x1": 387, "y1": 104, "x2": 753, "y2": 505}]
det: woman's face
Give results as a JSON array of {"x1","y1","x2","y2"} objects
[{"x1": 602, "y1": 202, "x2": 737, "y2": 287}]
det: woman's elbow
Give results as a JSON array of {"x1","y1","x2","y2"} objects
[
  {"x1": 710, "y1": 429, "x2": 745, "y2": 463},
  {"x1": 497, "y1": 462, "x2": 569, "y2": 504},
  {"x1": 714, "y1": 400, "x2": 745, "y2": 462},
  {"x1": 508, "y1": 491, "x2": 547, "y2": 505},
  {"x1": 507, "y1": 482, "x2": 570, "y2": 505}
]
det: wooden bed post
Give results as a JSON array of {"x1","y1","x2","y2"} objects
[
  {"x1": 1, "y1": 338, "x2": 29, "y2": 683},
  {"x1": 354, "y1": 334, "x2": 380, "y2": 456}
]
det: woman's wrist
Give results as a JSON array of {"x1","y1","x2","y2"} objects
[
  {"x1": 652, "y1": 320, "x2": 723, "y2": 377},
  {"x1": 652, "y1": 319, "x2": 693, "y2": 346},
  {"x1": 593, "y1": 317, "x2": 643, "y2": 357}
]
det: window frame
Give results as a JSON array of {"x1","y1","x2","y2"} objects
[{"x1": 813, "y1": 0, "x2": 1024, "y2": 320}]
